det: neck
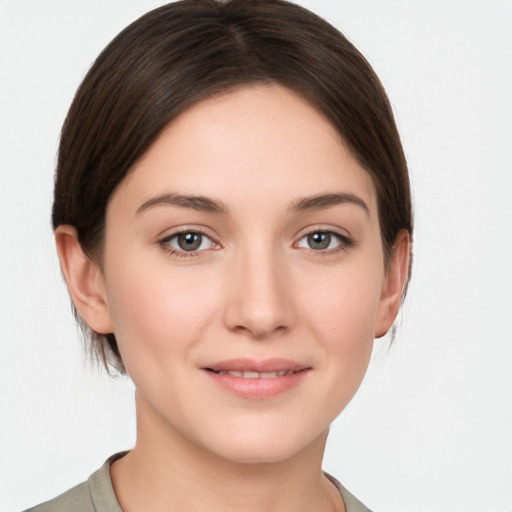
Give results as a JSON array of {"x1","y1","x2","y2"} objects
[{"x1": 110, "y1": 392, "x2": 343, "y2": 512}]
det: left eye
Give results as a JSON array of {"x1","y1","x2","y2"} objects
[
  {"x1": 297, "y1": 231, "x2": 345, "y2": 251},
  {"x1": 164, "y1": 232, "x2": 216, "y2": 252}
]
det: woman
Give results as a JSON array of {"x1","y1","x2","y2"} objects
[{"x1": 25, "y1": 1, "x2": 412, "y2": 511}]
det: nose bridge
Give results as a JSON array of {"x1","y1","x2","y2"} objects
[{"x1": 224, "y1": 236, "x2": 293, "y2": 338}]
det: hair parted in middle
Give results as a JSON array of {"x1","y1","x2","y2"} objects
[{"x1": 52, "y1": 0, "x2": 413, "y2": 373}]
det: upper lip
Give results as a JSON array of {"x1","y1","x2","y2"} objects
[{"x1": 204, "y1": 358, "x2": 310, "y2": 373}]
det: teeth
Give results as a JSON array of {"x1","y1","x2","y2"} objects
[
  {"x1": 243, "y1": 371, "x2": 259, "y2": 378},
  {"x1": 216, "y1": 370, "x2": 295, "y2": 378}
]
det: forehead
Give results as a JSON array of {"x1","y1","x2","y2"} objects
[{"x1": 110, "y1": 85, "x2": 377, "y2": 217}]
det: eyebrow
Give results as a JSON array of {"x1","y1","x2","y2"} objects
[
  {"x1": 136, "y1": 193, "x2": 229, "y2": 215},
  {"x1": 289, "y1": 192, "x2": 370, "y2": 215},
  {"x1": 136, "y1": 191, "x2": 369, "y2": 217}
]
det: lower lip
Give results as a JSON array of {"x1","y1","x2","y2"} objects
[{"x1": 204, "y1": 369, "x2": 310, "y2": 398}]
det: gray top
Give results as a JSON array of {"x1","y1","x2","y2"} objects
[{"x1": 24, "y1": 452, "x2": 372, "y2": 512}]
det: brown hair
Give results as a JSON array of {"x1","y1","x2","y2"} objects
[{"x1": 52, "y1": 0, "x2": 413, "y2": 373}]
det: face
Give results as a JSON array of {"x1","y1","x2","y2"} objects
[{"x1": 97, "y1": 85, "x2": 393, "y2": 463}]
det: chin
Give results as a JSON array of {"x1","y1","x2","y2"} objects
[{"x1": 193, "y1": 416, "x2": 328, "y2": 465}]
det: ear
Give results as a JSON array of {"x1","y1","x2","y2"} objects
[
  {"x1": 375, "y1": 230, "x2": 411, "y2": 338},
  {"x1": 55, "y1": 225, "x2": 114, "y2": 334}
]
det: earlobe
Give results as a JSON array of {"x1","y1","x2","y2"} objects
[
  {"x1": 55, "y1": 225, "x2": 114, "y2": 334},
  {"x1": 375, "y1": 230, "x2": 411, "y2": 338}
]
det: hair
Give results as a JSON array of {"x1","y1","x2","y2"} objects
[{"x1": 52, "y1": 0, "x2": 413, "y2": 374}]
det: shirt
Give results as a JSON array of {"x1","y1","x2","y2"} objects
[{"x1": 24, "y1": 452, "x2": 372, "y2": 512}]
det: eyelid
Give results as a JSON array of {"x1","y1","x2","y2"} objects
[
  {"x1": 293, "y1": 226, "x2": 355, "y2": 253},
  {"x1": 294, "y1": 224, "x2": 353, "y2": 241},
  {"x1": 158, "y1": 226, "x2": 222, "y2": 257}
]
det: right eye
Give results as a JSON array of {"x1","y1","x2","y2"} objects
[{"x1": 160, "y1": 231, "x2": 219, "y2": 257}]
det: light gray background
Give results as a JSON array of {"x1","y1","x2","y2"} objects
[{"x1": 1, "y1": 1, "x2": 511, "y2": 511}]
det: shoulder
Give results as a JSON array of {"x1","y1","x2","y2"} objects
[
  {"x1": 324, "y1": 472, "x2": 373, "y2": 512},
  {"x1": 22, "y1": 480, "x2": 93, "y2": 512},
  {"x1": 22, "y1": 453, "x2": 126, "y2": 512}
]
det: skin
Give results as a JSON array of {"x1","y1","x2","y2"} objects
[{"x1": 56, "y1": 85, "x2": 409, "y2": 512}]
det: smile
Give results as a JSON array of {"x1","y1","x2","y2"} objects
[
  {"x1": 210, "y1": 369, "x2": 298, "y2": 378},
  {"x1": 203, "y1": 359, "x2": 311, "y2": 398}
]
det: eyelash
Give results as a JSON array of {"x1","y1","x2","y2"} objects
[
  {"x1": 295, "y1": 229, "x2": 354, "y2": 255},
  {"x1": 158, "y1": 229, "x2": 354, "y2": 258},
  {"x1": 159, "y1": 229, "x2": 220, "y2": 258}
]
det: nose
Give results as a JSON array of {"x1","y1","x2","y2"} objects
[{"x1": 223, "y1": 245, "x2": 295, "y2": 339}]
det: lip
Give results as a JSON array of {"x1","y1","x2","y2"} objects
[{"x1": 202, "y1": 358, "x2": 311, "y2": 398}]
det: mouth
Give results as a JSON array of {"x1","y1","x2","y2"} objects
[
  {"x1": 206, "y1": 368, "x2": 306, "y2": 379},
  {"x1": 203, "y1": 359, "x2": 311, "y2": 398}
]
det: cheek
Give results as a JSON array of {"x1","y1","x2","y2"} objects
[
  {"x1": 297, "y1": 260, "x2": 382, "y2": 404},
  {"x1": 104, "y1": 257, "x2": 221, "y2": 369},
  {"x1": 302, "y1": 261, "x2": 383, "y2": 344}
]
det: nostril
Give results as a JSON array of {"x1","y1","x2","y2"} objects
[{"x1": 231, "y1": 323, "x2": 288, "y2": 340}]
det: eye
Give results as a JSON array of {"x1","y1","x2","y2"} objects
[
  {"x1": 161, "y1": 231, "x2": 218, "y2": 255},
  {"x1": 296, "y1": 231, "x2": 352, "y2": 252}
]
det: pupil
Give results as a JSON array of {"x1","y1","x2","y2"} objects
[
  {"x1": 308, "y1": 232, "x2": 330, "y2": 250},
  {"x1": 178, "y1": 233, "x2": 202, "y2": 251}
]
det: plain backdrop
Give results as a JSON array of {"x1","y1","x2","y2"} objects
[{"x1": 1, "y1": 1, "x2": 511, "y2": 511}]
